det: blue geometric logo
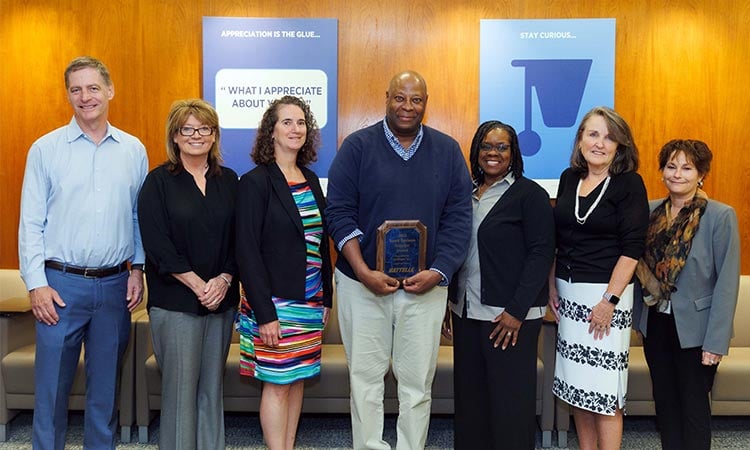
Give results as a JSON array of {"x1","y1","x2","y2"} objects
[
  {"x1": 479, "y1": 18, "x2": 615, "y2": 188},
  {"x1": 511, "y1": 59, "x2": 592, "y2": 156}
]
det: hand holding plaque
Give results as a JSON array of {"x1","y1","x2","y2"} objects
[{"x1": 376, "y1": 220, "x2": 427, "y2": 281}]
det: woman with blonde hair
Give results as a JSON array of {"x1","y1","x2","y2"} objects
[{"x1": 138, "y1": 99, "x2": 239, "y2": 449}]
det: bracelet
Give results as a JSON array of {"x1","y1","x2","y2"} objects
[
  {"x1": 131, "y1": 264, "x2": 144, "y2": 271},
  {"x1": 219, "y1": 274, "x2": 231, "y2": 287}
]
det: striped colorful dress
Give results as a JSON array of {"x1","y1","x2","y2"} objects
[{"x1": 237, "y1": 181, "x2": 325, "y2": 384}]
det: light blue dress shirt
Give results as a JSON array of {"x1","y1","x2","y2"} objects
[{"x1": 18, "y1": 118, "x2": 148, "y2": 291}]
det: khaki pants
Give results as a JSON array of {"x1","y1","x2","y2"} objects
[{"x1": 335, "y1": 269, "x2": 446, "y2": 450}]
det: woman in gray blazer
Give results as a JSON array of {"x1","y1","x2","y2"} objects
[{"x1": 633, "y1": 139, "x2": 740, "y2": 450}]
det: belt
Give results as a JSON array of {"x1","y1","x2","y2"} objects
[{"x1": 44, "y1": 260, "x2": 129, "y2": 278}]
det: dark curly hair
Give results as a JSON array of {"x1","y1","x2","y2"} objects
[
  {"x1": 469, "y1": 120, "x2": 524, "y2": 185},
  {"x1": 570, "y1": 106, "x2": 639, "y2": 176},
  {"x1": 658, "y1": 139, "x2": 712, "y2": 177},
  {"x1": 251, "y1": 96, "x2": 320, "y2": 167}
]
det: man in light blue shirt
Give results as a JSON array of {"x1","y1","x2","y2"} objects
[{"x1": 18, "y1": 56, "x2": 148, "y2": 450}]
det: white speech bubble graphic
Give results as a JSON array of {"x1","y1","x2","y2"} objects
[{"x1": 215, "y1": 69, "x2": 328, "y2": 129}]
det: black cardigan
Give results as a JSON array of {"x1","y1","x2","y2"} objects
[
  {"x1": 554, "y1": 168, "x2": 649, "y2": 283},
  {"x1": 235, "y1": 162, "x2": 333, "y2": 325},
  {"x1": 450, "y1": 176, "x2": 555, "y2": 321}
]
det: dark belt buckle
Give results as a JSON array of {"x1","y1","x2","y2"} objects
[{"x1": 83, "y1": 268, "x2": 97, "y2": 279}]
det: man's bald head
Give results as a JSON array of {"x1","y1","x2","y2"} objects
[
  {"x1": 385, "y1": 70, "x2": 429, "y2": 140},
  {"x1": 387, "y1": 70, "x2": 428, "y2": 98}
]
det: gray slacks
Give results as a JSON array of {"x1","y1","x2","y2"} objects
[{"x1": 150, "y1": 307, "x2": 234, "y2": 450}]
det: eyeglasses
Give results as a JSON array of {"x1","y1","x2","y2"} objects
[
  {"x1": 179, "y1": 126, "x2": 214, "y2": 137},
  {"x1": 479, "y1": 143, "x2": 511, "y2": 152}
]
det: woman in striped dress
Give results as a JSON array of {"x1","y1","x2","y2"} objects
[{"x1": 236, "y1": 96, "x2": 333, "y2": 450}]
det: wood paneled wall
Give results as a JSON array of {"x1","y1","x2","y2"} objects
[{"x1": 2, "y1": 0, "x2": 749, "y2": 272}]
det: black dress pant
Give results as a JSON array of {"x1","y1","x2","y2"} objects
[
  {"x1": 643, "y1": 307, "x2": 718, "y2": 450},
  {"x1": 452, "y1": 312, "x2": 541, "y2": 450}
]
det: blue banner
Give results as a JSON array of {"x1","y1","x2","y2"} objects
[
  {"x1": 203, "y1": 17, "x2": 338, "y2": 177},
  {"x1": 480, "y1": 19, "x2": 615, "y2": 194}
]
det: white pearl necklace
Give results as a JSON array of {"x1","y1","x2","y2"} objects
[{"x1": 575, "y1": 176, "x2": 611, "y2": 224}]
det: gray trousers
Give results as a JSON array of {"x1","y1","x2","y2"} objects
[{"x1": 150, "y1": 307, "x2": 234, "y2": 450}]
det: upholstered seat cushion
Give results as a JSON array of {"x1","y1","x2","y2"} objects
[
  {"x1": 2, "y1": 344, "x2": 87, "y2": 395},
  {"x1": 712, "y1": 347, "x2": 750, "y2": 402}
]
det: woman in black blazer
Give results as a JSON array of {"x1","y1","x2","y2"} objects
[
  {"x1": 235, "y1": 96, "x2": 333, "y2": 450},
  {"x1": 444, "y1": 121, "x2": 555, "y2": 450}
]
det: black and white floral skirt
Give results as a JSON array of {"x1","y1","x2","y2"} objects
[{"x1": 552, "y1": 279, "x2": 633, "y2": 416}]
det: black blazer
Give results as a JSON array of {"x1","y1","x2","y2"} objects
[
  {"x1": 236, "y1": 162, "x2": 333, "y2": 325},
  {"x1": 450, "y1": 176, "x2": 555, "y2": 321}
]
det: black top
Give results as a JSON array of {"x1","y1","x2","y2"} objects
[
  {"x1": 554, "y1": 168, "x2": 649, "y2": 284},
  {"x1": 235, "y1": 163, "x2": 333, "y2": 325},
  {"x1": 448, "y1": 176, "x2": 556, "y2": 321},
  {"x1": 138, "y1": 163, "x2": 240, "y2": 315}
]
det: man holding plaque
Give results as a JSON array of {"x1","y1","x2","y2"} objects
[{"x1": 326, "y1": 70, "x2": 472, "y2": 450}]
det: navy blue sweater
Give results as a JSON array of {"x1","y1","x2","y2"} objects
[{"x1": 326, "y1": 121, "x2": 472, "y2": 282}]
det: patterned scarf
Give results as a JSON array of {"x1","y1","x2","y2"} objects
[{"x1": 636, "y1": 190, "x2": 708, "y2": 307}]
